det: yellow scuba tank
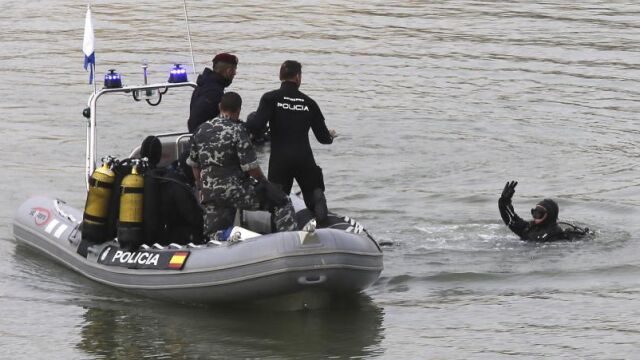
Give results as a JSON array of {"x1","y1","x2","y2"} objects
[
  {"x1": 117, "y1": 161, "x2": 145, "y2": 249},
  {"x1": 82, "y1": 159, "x2": 116, "y2": 242}
]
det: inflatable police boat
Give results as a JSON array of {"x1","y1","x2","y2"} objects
[{"x1": 12, "y1": 71, "x2": 383, "y2": 309}]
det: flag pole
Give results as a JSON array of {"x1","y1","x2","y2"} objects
[
  {"x1": 84, "y1": 2, "x2": 97, "y2": 187},
  {"x1": 92, "y1": 63, "x2": 97, "y2": 94}
]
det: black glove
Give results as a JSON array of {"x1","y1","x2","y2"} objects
[
  {"x1": 256, "y1": 179, "x2": 288, "y2": 208},
  {"x1": 500, "y1": 181, "x2": 518, "y2": 202}
]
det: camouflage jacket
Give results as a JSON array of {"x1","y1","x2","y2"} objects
[{"x1": 187, "y1": 115, "x2": 260, "y2": 202}]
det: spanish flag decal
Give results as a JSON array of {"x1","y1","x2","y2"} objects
[{"x1": 168, "y1": 251, "x2": 190, "y2": 270}]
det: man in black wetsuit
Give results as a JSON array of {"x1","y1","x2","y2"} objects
[
  {"x1": 498, "y1": 181, "x2": 588, "y2": 242},
  {"x1": 187, "y1": 53, "x2": 238, "y2": 133},
  {"x1": 246, "y1": 60, "x2": 336, "y2": 223}
]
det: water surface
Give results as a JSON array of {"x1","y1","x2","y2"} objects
[{"x1": 1, "y1": 1, "x2": 640, "y2": 358}]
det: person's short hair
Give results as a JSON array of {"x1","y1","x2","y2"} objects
[
  {"x1": 279, "y1": 60, "x2": 302, "y2": 80},
  {"x1": 220, "y1": 92, "x2": 242, "y2": 113}
]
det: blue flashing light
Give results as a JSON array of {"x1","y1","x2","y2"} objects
[
  {"x1": 168, "y1": 64, "x2": 188, "y2": 83},
  {"x1": 104, "y1": 69, "x2": 123, "y2": 89}
]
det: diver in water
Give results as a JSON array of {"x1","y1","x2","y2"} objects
[{"x1": 498, "y1": 181, "x2": 589, "y2": 242}]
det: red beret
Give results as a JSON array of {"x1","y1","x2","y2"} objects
[{"x1": 212, "y1": 53, "x2": 238, "y2": 65}]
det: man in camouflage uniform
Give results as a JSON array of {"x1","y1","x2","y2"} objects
[{"x1": 187, "y1": 92, "x2": 297, "y2": 238}]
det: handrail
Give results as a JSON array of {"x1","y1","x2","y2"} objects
[
  {"x1": 175, "y1": 133, "x2": 193, "y2": 159},
  {"x1": 85, "y1": 81, "x2": 197, "y2": 189}
]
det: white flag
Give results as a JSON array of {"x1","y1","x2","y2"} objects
[{"x1": 83, "y1": 5, "x2": 95, "y2": 84}]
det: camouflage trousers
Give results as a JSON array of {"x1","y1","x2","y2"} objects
[{"x1": 202, "y1": 181, "x2": 297, "y2": 237}]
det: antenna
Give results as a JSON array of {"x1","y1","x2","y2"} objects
[{"x1": 182, "y1": 0, "x2": 197, "y2": 76}]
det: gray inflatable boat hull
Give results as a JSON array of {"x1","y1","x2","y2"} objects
[{"x1": 13, "y1": 196, "x2": 383, "y2": 308}]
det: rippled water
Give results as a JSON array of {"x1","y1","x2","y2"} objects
[{"x1": 2, "y1": 1, "x2": 640, "y2": 358}]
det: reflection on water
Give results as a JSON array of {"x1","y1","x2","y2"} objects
[{"x1": 77, "y1": 296, "x2": 385, "y2": 359}]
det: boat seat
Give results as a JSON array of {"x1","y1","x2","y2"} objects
[{"x1": 129, "y1": 133, "x2": 191, "y2": 168}]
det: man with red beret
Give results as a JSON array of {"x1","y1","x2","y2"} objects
[
  {"x1": 246, "y1": 60, "x2": 336, "y2": 224},
  {"x1": 187, "y1": 53, "x2": 238, "y2": 133}
]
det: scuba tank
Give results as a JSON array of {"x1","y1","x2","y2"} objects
[
  {"x1": 117, "y1": 159, "x2": 146, "y2": 250},
  {"x1": 559, "y1": 222, "x2": 591, "y2": 240},
  {"x1": 82, "y1": 157, "x2": 117, "y2": 243}
]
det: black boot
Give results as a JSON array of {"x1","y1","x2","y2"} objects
[{"x1": 312, "y1": 188, "x2": 328, "y2": 225}]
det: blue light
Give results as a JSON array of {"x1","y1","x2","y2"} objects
[
  {"x1": 168, "y1": 64, "x2": 188, "y2": 83},
  {"x1": 104, "y1": 69, "x2": 122, "y2": 89}
]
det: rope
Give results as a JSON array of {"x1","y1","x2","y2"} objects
[{"x1": 182, "y1": 0, "x2": 197, "y2": 76}]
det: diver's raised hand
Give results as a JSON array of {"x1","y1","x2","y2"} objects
[{"x1": 500, "y1": 181, "x2": 518, "y2": 202}]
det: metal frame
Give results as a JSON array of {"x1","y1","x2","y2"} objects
[{"x1": 85, "y1": 82, "x2": 197, "y2": 189}]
